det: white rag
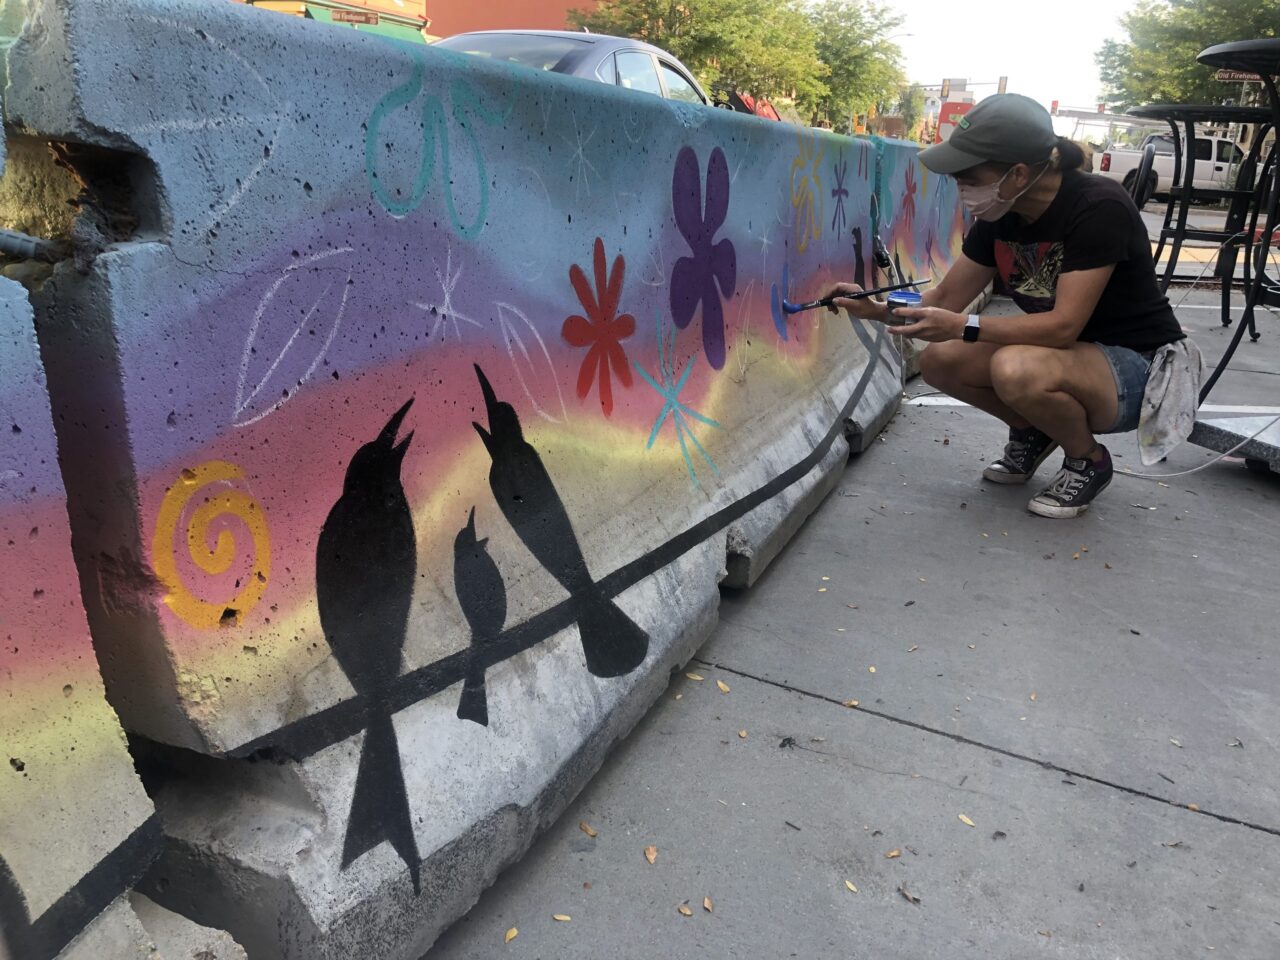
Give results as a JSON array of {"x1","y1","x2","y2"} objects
[{"x1": 1138, "y1": 338, "x2": 1204, "y2": 465}]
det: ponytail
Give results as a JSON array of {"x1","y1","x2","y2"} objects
[{"x1": 1053, "y1": 136, "x2": 1087, "y2": 173}]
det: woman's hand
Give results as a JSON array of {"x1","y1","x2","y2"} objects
[
  {"x1": 887, "y1": 306, "x2": 967, "y2": 342},
  {"x1": 824, "y1": 283, "x2": 888, "y2": 322}
]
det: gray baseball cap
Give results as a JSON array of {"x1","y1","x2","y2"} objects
[{"x1": 919, "y1": 94, "x2": 1058, "y2": 174}]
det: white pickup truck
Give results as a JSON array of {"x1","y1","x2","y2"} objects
[{"x1": 1098, "y1": 132, "x2": 1246, "y2": 205}]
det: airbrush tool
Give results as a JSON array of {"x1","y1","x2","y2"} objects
[{"x1": 781, "y1": 278, "x2": 930, "y2": 315}]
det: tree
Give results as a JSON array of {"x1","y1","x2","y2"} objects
[
  {"x1": 806, "y1": 0, "x2": 906, "y2": 130},
  {"x1": 569, "y1": 0, "x2": 830, "y2": 105},
  {"x1": 1096, "y1": 0, "x2": 1280, "y2": 109},
  {"x1": 895, "y1": 83, "x2": 926, "y2": 140}
]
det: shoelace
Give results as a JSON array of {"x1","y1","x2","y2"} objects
[{"x1": 1045, "y1": 466, "x2": 1087, "y2": 499}]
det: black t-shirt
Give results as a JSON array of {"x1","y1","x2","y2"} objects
[{"x1": 961, "y1": 170, "x2": 1184, "y2": 352}]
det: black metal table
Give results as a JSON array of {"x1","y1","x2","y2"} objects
[
  {"x1": 1188, "y1": 39, "x2": 1280, "y2": 472},
  {"x1": 1125, "y1": 105, "x2": 1273, "y2": 310}
]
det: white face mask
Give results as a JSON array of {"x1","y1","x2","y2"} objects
[{"x1": 959, "y1": 162, "x2": 1048, "y2": 221}]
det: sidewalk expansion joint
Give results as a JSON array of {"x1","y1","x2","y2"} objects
[{"x1": 692, "y1": 657, "x2": 1280, "y2": 840}]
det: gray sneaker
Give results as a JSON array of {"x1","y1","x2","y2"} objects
[
  {"x1": 1028, "y1": 448, "x2": 1114, "y2": 519},
  {"x1": 983, "y1": 427, "x2": 1059, "y2": 485}
]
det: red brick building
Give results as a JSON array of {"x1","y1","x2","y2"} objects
[{"x1": 427, "y1": 0, "x2": 598, "y2": 38}]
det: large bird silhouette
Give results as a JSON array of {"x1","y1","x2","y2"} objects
[
  {"x1": 316, "y1": 397, "x2": 422, "y2": 894},
  {"x1": 471, "y1": 365, "x2": 649, "y2": 677},
  {"x1": 454, "y1": 506, "x2": 507, "y2": 726}
]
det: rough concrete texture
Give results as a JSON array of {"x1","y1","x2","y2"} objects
[
  {"x1": 3, "y1": 1, "x2": 964, "y2": 955},
  {"x1": 428, "y1": 291, "x2": 1280, "y2": 960},
  {"x1": 130, "y1": 892, "x2": 247, "y2": 960},
  {"x1": 0, "y1": 275, "x2": 159, "y2": 958}
]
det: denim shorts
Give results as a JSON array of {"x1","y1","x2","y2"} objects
[{"x1": 1096, "y1": 343, "x2": 1155, "y2": 434}]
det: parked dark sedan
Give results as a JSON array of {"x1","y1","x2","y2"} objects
[{"x1": 433, "y1": 29, "x2": 722, "y2": 108}]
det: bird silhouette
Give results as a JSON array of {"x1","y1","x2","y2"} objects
[
  {"x1": 0, "y1": 854, "x2": 32, "y2": 958},
  {"x1": 454, "y1": 506, "x2": 507, "y2": 726},
  {"x1": 316, "y1": 397, "x2": 422, "y2": 894},
  {"x1": 471, "y1": 365, "x2": 649, "y2": 678},
  {"x1": 851, "y1": 226, "x2": 867, "y2": 289}
]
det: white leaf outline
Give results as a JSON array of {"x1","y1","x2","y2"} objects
[
  {"x1": 133, "y1": 14, "x2": 293, "y2": 234},
  {"x1": 233, "y1": 248, "x2": 353, "y2": 428},
  {"x1": 493, "y1": 301, "x2": 568, "y2": 424}
]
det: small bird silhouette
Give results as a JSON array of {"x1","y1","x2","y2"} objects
[
  {"x1": 316, "y1": 397, "x2": 422, "y2": 894},
  {"x1": 471, "y1": 365, "x2": 649, "y2": 678},
  {"x1": 851, "y1": 226, "x2": 867, "y2": 290},
  {"x1": 454, "y1": 506, "x2": 507, "y2": 726}
]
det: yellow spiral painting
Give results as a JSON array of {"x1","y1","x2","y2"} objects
[{"x1": 151, "y1": 460, "x2": 271, "y2": 630}]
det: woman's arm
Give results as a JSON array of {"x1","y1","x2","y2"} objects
[
  {"x1": 825, "y1": 254, "x2": 996, "y2": 321},
  {"x1": 890, "y1": 265, "x2": 1116, "y2": 346}
]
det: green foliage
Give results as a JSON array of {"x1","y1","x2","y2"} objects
[
  {"x1": 1097, "y1": 0, "x2": 1280, "y2": 109},
  {"x1": 808, "y1": 0, "x2": 905, "y2": 129},
  {"x1": 569, "y1": 0, "x2": 905, "y2": 120},
  {"x1": 895, "y1": 83, "x2": 926, "y2": 139}
]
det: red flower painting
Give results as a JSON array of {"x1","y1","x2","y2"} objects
[{"x1": 563, "y1": 238, "x2": 635, "y2": 416}]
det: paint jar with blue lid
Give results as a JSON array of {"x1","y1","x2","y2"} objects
[{"x1": 885, "y1": 290, "x2": 922, "y2": 325}]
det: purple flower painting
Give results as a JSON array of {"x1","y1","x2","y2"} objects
[{"x1": 670, "y1": 146, "x2": 737, "y2": 370}]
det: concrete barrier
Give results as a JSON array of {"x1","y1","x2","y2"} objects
[
  {"x1": 2, "y1": 1, "x2": 964, "y2": 956},
  {"x1": 0, "y1": 275, "x2": 245, "y2": 960}
]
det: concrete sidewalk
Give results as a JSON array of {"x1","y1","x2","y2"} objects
[{"x1": 428, "y1": 293, "x2": 1280, "y2": 960}]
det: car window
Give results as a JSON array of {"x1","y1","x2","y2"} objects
[
  {"x1": 1192, "y1": 139, "x2": 1212, "y2": 161},
  {"x1": 1216, "y1": 140, "x2": 1243, "y2": 163},
  {"x1": 1147, "y1": 135, "x2": 1175, "y2": 156},
  {"x1": 659, "y1": 61, "x2": 703, "y2": 104},
  {"x1": 433, "y1": 33, "x2": 589, "y2": 73},
  {"x1": 615, "y1": 51, "x2": 662, "y2": 97},
  {"x1": 595, "y1": 52, "x2": 616, "y2": 84}
]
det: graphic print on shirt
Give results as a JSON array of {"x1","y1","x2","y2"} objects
[{"x1": 994, "y1": 240, "x2": 1063, "y2": 313}]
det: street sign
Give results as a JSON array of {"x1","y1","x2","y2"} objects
[
  {"x1": 333, "y1": 10, "x2": 380, "y2": 24},
  {"x1": 1215, "y1": 69, "x2": 1267, "y2": 83},
  {"x1": 936, "y1": 101, "x2": 974, "y2": 143}
]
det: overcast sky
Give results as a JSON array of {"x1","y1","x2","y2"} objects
[{"x1": 892, "y1": 0, "x2": 1137, "y2": 110}]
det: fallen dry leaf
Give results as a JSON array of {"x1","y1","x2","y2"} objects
[
  {"x1": 844, "y1": 880, "x2": 858, "y2": 893},
  {"x1": 1187, "y1": 803, "x2": 1200, "y2": 812},
  {"x1": 1163, "y1": 840, "x2": 1184, "y2": 848},
  {"x1": 644, "y1": 845, "x2": 658, "y2": 864},
  {"x1": 686, "y1": 673, "x2": 705, "y2": 682},
  {"x1": 1105, "y1": 562, "x2": 1113, "y2": 570},
  {"x1": 967, "y1": 644, "x2": 976, "y2": 650},
  {"x1": 886, "y1": 848, "x2": 901, "y2": 859},
  {"x1": 1170, "y1": 739, "x2": 1183, "y2": 748},
  {"x1": 579, "y1": 821, "x2": 598, "y2": 838},
  {"x1": 898, "y1": 882, "x2": 920, "y2": 904},
  {"x1": 918, "y1": 577, "x2": 927, "y2": 583},
  {"x1": 505, "y1": 927, "x2": 518, "y2": 944},
  {"x1": 1029, "y1": 692, "x2": 1037, "y2": 702},
  {"x1": 717, "y1": 679, "x2": 731, "y2": 694},
  {"x1": 908, "y1": 644, "x2": 919, "y2": 652},
  {"x1": 818, "y1": 587, "x2": 828, "y2": 593},
  {"x1": 703, "y1": 896, "x2": 714, "y2": 913},
  {"x1": 677, "y1": 903, "x2": 693, "y2": 917},
  {"x1": 738, "y1": 729, "x2": 747, "y2": 739},
  {"x1": 822, "y1": 576, "x2": 831, "y2": 581},
  {"x1": 674, "y1": 693, "x2": 683, "y2": 700},
  {"x1": 1038, "y1": 929, "x2": 1052, "y2": 937},
  {"x1": 552, "y1": 914, "x2": 571, "y2": 922},
  {"x1": 1072, "y1": 552, "x2": 1081, "y2": 560},
  {"x1": 811, "y1": 736, "x2": 826, "y2": 742},
  {"x1": 843, "y1": 699, "x2": 859, "y2": 708},
  {"x1": 868, "y1": 666, "x2": 876, "y2": 674},
  {"x1": 958, "y1": 814, "x2": 976, "y2": 827},
  {"x1": 846, "y1": 603, "x2": 858, "y2": 609}
]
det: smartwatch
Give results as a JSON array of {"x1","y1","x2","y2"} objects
[{"x1": 963, "y1": 314, "x2": 981, "y2": 342}]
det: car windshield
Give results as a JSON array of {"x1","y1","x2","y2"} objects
[{"x1": 433, "y1": 34, "x2": 590, "y2": 73}]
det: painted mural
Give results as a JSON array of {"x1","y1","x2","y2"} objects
[
  {"x1": 0, "y1": 0, "x2": 965, "y2": 950},
  {"x1": 872, "y1": 135, "x2": 969, "y2": 288}
]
